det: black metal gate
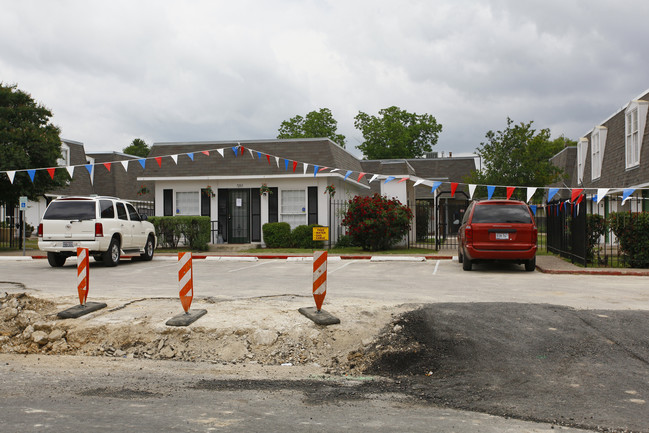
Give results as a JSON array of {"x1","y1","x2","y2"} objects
[
  {"x1": 0, "y1": 203, "x2": 20, "y2": 249},
  {"x1": 547, "y1": 200, "x2": 587, "y2": 266},
  {"x1": 434, "y1": 192, "x2": 469, "y2": 250}
]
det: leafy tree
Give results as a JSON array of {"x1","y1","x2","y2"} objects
[
  {"x1": 342, "y1": 193, "x2": 413, "y2": 251},
  {"x1": 0, "y1": 83, "x2": 66, "y2": 206},
  {"x1": 354, "y1": 106, "x2": 442, "y2": 159},
  {"x1": 123, "y1": 138, "x2": 150, "y2": 157},
  {"x1": 466, "y1": 118, "x2": 566, "y2": 201},
  {"x1": 277, "y1": 108, "x2": 346, "y2": 147}
]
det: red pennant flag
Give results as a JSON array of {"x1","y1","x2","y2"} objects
[
  {"x1": 266, "y1": 154, "x2": 271, "y2": 165},
  {"x1": 47, "y1": 168, "x2": 56, "y2": 179},
  {"x1": 103, "y1": 162, "x2": 112, "y2": 172},
  {"x1": 576, "y1": 194, "x2": 584, "y2": 205},
  {"x1": 506, "y1": 186, "x2": 515, "y2": 200},
  {"x1": 450, "y1": 182, "x2": 458, "y2": 197},
  {"x1": 155, "y1": 157, "x2": 162, "y2": 167},
  {"x1": 202, "y1": 151, "x2": 209, "y2": 156},
  {"x1": 571, "y1": 188, "x2": 583, "y2": 202},
  {"x1": 239, "y1": 146, "x2": 245, "y2": 155},
  {"x1": 292, "y1": 161, "x2": 298, "y2": 172},
  {"x1": 559, "y1": 202, "x2": 564, "y2": 211},
  {"x1": 398, "y1": 176, "x2": 408, "y2": 183},
  {"x1": 357, "y1": 172, "x2": 366, "y2": 182}
]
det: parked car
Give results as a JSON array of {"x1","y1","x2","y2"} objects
[
  {"x1": 457, "y1": 199, "x2": 537, "y2": 271},
  {"x1": 38, "y1": 196, "x2": 156, "y2": 267}
]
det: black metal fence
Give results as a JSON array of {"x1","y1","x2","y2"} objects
[{"x1": 547, "y1": 200, "x2": 587, "y2": 266}]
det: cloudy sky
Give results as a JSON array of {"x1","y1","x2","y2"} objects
[{"x1": 2, "y1": 0, "x2": 648, "y2": 158}]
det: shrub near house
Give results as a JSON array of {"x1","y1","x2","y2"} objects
[
  {"x1": 342, "y1": 193, "x2": 413, "y2": 251},
  {"x1": 608, "y1": 212, "x2": 649, "y2": 268}
]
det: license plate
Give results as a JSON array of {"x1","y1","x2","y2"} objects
[
  {"x1": 62, "y1": 241, "x2": 74, "y2": 248},
  {"x1": 495, "y1": 233, "x2": 509, "y2": 240}
]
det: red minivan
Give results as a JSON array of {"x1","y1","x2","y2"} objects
[{"x1": 457, "y1": 199, "x2": 537, "y2": 271}]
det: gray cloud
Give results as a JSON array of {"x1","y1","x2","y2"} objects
[{"x1": 1, "y1": 0, "x2": 648, "y2": 160}]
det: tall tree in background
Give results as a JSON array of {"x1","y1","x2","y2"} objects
[
  {"x1": 277, "y1": 108, "x2": 346, "y2": 147},
  {"x1": 466, "y1": 118, "x2": 567, "y2": 200},
  {"x1": 123, "y1": 138, "x2": 150, "y2": 157},
  {"x1": 0, "y1": 83, "x2": 65, "y2": 205},
  {"x1": 354, "y1": 106, "x2": 442, "y2": 160}
]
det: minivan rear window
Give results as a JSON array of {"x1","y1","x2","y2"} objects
[
  {"x1": 43, "y1": 201, "x2": 96, "y2": 220},
  {"x1": 472, "y1": 204, "x2": 532, "y2": 224}
]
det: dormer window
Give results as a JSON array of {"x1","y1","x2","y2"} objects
[
  {"x1": 57, "y1": 143, "x2": 70, "y2": 166},
  {"x1": 625, "y1": 100, "x2": 648, "y2": 169},
  {"x1": 591, "y1": 126, "x2": 607, "y2": 180}
]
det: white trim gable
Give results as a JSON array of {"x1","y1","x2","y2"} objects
[
  {"x1": 577, "y1": 137, "x2": 588, "y2": 185},
  {"x1": 590, "y1": 126, "x2": 607, "y2": 180},
  {"x1": 625, "y1": 99, "x2": 648, "y2": 169}
]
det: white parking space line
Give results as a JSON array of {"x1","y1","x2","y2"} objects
[
  {"x1": 227, "y1": 260, "x2": 274, "y2": 273},
  {"x1": 433, "y1": 260, "x2": 440, "y2": 275},
  {"x1": 328, "y1": 260, "x2": 357, "y2": 275}
]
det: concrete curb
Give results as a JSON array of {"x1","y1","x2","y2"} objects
[
  {"x1": 370, "y1": 256, "x2": 426, "y2": 262},
  {"x1": 535, "y1": 265, "x2": 649, "y2": 277},
  {"x1": 0, "y1": 256, "x2": 35, "y2": 261}
]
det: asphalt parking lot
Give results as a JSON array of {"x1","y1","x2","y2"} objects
[{"x1": 1, "y1": 256, "x2": 649, "y2": 311}]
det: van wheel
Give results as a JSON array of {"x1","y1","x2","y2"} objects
[
  {"x1": 462, "y1": 257, "x2": 472, "y2": 271},
  {"x1": 458, "y1": 247, "x2": 464, "y2": 263},
  {"x1": 103, "y1": 237, "x2": 121, "y2": 267},
  {"x1": 525, "y1": 257, "x2": 536, "y2": 272},
  {"x1": 140, "y1": 235, "x2": 155, "y2": 261},
  {"x1": 47, "y1": 252, "x2": 67, "y2": 267}
]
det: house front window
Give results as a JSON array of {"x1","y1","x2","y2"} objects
[
  {"x1": 176, "y1": 191, "x2": 200, "y2": 215},
  {"x1": 280, "y1": 189, "x2": 306, "y2": 229}
]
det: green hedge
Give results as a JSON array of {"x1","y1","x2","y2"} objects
[
  {"x1": 291, "y1": 224, "x2": 324, "y2": 249},
  {"x1": 262, "y1": 222, "x2": 292, "y2": 248},
  {"x1": 148, "y1": 216, "x2": 211, "y2": 251},
  {"x1": 608, "y1": 212, "x2": 649, "y2": 268}
]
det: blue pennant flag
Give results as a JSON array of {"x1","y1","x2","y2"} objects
[
  {"x1": 313, "y1": 165, "x2": 319, "y2": 177},
  {"x1": 232, "y1": 146, "x2": 239, "y2": 156},
  {"x1": 592, "y1": 195, "x2": 598, "y2": 202},
  {"x1": 284, "y1": 159, "x2": 289, "y2": 170},
  {"x1": 548, "y1": 187, "x2": 559, "y2": 202},
  {"x1": 27, "y1": 169, "x2": 36, "y2": 182},
  {"x1": 530, "y1": 205, "x2": 537, "y2": 216},
  {"x1": 431, "y1": 181, "x2": 442, "y2": 193},
  {"x1": 257, "y1": 152, "x2": 262, "y2": 159},
  {"x1": 187, "y1": 153, "x2": 194, "y2": 161},
  {"x1": 344, "y1": 170, "x2": 352, "y2": 180},
  {"x1": 85, "y1": 164, "x2": 93, "y2": 174},
  {"x1": 138, "y1": 159, "x2": 146, "y2": 169},
  {"x1": 622, "y1": 188, "x2": 635, "y2": 203},
  {"x1": 384, "y1": 176, "x2": 395, "y2": 184},
  {"x1": 487, "y1": 185, "x2": 495, "y2": 200}
]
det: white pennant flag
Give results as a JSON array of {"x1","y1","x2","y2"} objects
[
  {"x1": 170, "y1": 155, "x2": 178, "y2": 164},
  {"x1": 65, "y1": 166, "x2": 74, "y2": 178},
  {"x1": 248, "y1": 148, "x2": 254, "y2": 158},
  {"x1": 303, "y1": 163, "x2": 308, "y2": 175},
  {"x1": 6, "y1": 171, "x2": 15, "y2": 184},
  {"x1": 413, "y1": 179, "x2": 424, "y2": 187},
  {"x1": 369, "y1": 174, "x2": 379, "y2": 183},
  {"x1": 121, "y1": 160, "x2": 129, "y2": 172},
  {"x1": 526, "y1": 187, "x2": 537, "y2": 203},
  {"x1": 596, "y1": 188, "x2": 609, "y2": 204},
  {"x1": 217, "y1": 148, "x2": 224, "y2": 157},
  {"x1": 275, "y1": 156, "x2": 279, "y2": 168},
  {"x1": 330, "y1": 168, "x2": 339, "y2": 173},
  {"x1": 468, "y1": 184, "x2": 477, "y2": 199}
]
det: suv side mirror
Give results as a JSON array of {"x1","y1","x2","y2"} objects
[{"x1": 140, "y1": 214, "x2": 148, "y2": 221}]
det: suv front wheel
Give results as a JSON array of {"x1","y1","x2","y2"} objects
[
  {"x1": 140, "y1": 235, "x2": 155, "y2": 261},
  {"x1": 103, "y1": 237, "x2": 121, "y2": 267}
]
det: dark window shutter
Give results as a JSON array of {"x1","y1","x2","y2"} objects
[
  {"x1": 251, "y1": 188, "x2": 261, "y2": 242},
  {"x1": 308, "y1": 186, "x2": 318, "y2": 225},
  {"x1": 268, "y1": 187, "x2": 278, "y2": 223},
  {"x1": 163, "y1": 189, "x2": 173, "y2": 216},
  {"x1": 200, "y1": 189, "x2": 211, "y2": 217},
  {"x1": 218, "y1": 189, "x2": 228, "y2": 242}
]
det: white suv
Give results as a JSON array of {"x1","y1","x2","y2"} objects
[{"x1": 38, "y1": 196, "x2": 156, "y2": 267}]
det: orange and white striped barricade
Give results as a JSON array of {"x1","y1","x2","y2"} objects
[
  {"x1": 57, "y1": 247, "x2": 107, "y2": 319},
  {"x1": 166, "y1": 252, "x2": 207, "y2": 326},
  {"x1": 298, "y1": 251, "x2": 340, "y2": 326}
]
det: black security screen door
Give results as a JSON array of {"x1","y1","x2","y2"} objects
[{"x1": 228, "y1": 189, "x2": 250, "y2": 243}]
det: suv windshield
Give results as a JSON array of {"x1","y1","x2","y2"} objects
[
  {"x1": 472, "y1": 204, "x2": 532, "y2": 224},
  {"x1": 43, "y1": 201, "x2": 96, "y2": 220}
]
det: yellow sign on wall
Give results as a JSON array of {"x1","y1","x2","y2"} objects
[{"x1": 312, "y1": 227, "x2": 329, "y2": 241}]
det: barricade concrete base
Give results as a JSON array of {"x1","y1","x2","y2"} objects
[
  {"x1": 298, "y1": 307, "x2": 340, "y2": 326},
  {"x1": 57, "y1": 302, "x2": 107, "y2": 319},
  {"x1": 166, "y1": 309, "x2": 207, "y2": 326}
]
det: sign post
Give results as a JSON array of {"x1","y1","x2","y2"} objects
[{"x1": 19, "y1": 196, "x2": 27, "y2": 256}]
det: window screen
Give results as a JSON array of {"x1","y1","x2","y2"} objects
[
  {"x1": 280, "y1": 189, "x2": 306, "y2": 229},
  {"x1": 176, "y1": 192, "x2": 200, "y2": 216}
]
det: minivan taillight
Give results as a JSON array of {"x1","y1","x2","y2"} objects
[
  {"x1": 465, "y1": 225, "x2": 473, "y2": 244},
  {"x1": 95, "y1": 223, "x2": 104, "y2": 237},
  {"x1": 533, "y1": 226, "x2": 538, "y2": 244},
  {"x1": 38, "y1": 223, "x2": 43, "y2": 237}
]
